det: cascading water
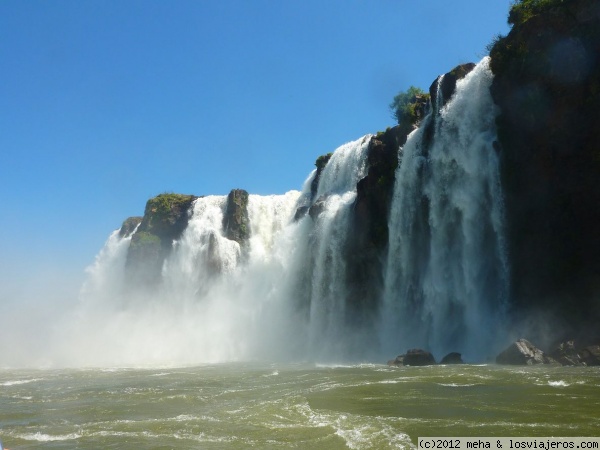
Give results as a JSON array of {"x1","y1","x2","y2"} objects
[
  {"x1": 40, "y1": 58, "x2": 508, "y2": 367},
  {"x1": 381, "y1": 57, "x2": 508, "y2": 360},
  {"x1": 306, "y1": 135, "x2": 371, "y2": 360}
]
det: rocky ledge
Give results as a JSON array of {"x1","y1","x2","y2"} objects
[{"x1": 496, "y1": 338, "x2": 600, "y2": 366}]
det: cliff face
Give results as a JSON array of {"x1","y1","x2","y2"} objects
[{"x1": 490, "y1": 0, "x2": 600, "y2": 339}]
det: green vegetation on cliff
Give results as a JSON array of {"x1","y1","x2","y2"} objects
[
  {"x1": 508, "y1": 0, "x2": 566, "y2": 26},
  {"x1": 126, "y1": 193, "x2": 198, "y2": 286},
  {"x1": 142, "y1": 193, "x2": 196, "y2": 234},
  {"x1": 389, "y1": 86, "x2": 430, "y2": 126},
  {"x1": 315, "y1": 153, "x2": 333, "y2": 171}
]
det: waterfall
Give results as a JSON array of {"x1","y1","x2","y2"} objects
[
  {"x1": 62, "y1": 59, "x2": 508, "y2": 367},
  {"x1": 382, "y1": 57, "x2": 508, "y2": 361},
  {"x1": 306, "y1": 135, "x2": 371, "y2": 359}
]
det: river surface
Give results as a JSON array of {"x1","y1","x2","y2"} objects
[{"x1": 1, "y1": 364, "x2": 599, "y2": 449}]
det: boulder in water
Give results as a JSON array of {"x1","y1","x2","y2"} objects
[
  {"x1": 387, "y1": 355, "x2": 404, "y2": 366},
  {"x1": 440, "y1": 352, "x2": 464, "y2": 364},
  {"x1": 549, "y1": 340, "x2": 582, "y2": 366},
  {"x1": 496, "y1": 338, "x2": 554, "y2": 365},
  {"x1": 403, "y1": 349, "x2": 436, "y2": 366},
  {"x1": 579, "y1": 345, "x2": 600, "y2": 366},
  {"x1": 388, "y1": 349, "x2": 436, "y2": 366}
]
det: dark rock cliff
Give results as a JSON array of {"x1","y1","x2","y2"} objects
[{"x1": 489, "y1": 0, "x2": 600, "y2": 341}]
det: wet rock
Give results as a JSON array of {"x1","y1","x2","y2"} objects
[
  {"x1": 440, "y1": 352, "x2": 465, "y2": 364},
  {"x1": 387, "y1": 355, "x2": 404, "y2": 366},
  {"x1": 308, "y1": 196, "x2": 327, "y2": 220},
  {"x1": 430, "y1": 63, "x2": 476, "y2": 111},
  {"x1": 579, "y1": 345, "x2": 600, "y2": 366},
  {"x1": 403, "y1": 348, "x2": 437, "y2": 366},
  {"x1": 311, "y1": 153, "x2": 333, "y2": 201},
  {"x1": 293, "y1": 205, "x2": 309, "y2": 221},
  {"x1": 496, "y1": 338, "x2": 554, "y2": 365},
  {"x1": 550, "y1": 340, "x2": 582, "y2": 366}
]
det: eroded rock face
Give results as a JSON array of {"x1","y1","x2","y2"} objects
[
  {"x1": 223, "y1": 189, "x2": 250, "y2": 245},
  {"x1": 489, "y1": 0, "x2": 600, "y2": 341},
  {"x1": 496, "y1": 339, "x2": 554, "y2": 365}
]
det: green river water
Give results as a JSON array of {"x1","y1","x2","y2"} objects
[{"x1": 1, "y1": 364, "x2": 599, "y2": 449}]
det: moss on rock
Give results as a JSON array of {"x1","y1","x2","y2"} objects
[{"x1": 126, "y1": 193, "x2": 198, "y2": 286}]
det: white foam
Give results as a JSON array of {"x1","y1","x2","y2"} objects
[{"x1": 1, "y1": 378, "x2": 42, "y2": 386}]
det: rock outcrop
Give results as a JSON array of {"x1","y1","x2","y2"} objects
[
  {"x1": 579, "y1": 345, "x2": 600, "y2": 366},
  {"x1": 126, "y1": 193, "x2": 197, "y2": 286},
  {"x1": 223, "y1": 189, "x2": 250, "y2": 246},
  {"x1": 496, "y1": 338, "x2": 555, "y2": 365},
  {"x1": 389, "y1": 348, "x2": 437, "y2": 366},
  {"x1": 118, "y1": 216, "x2": 142, "y2": 238},
  {"x1": 440, "y1": 352, "x2": 464, "y2": 364},
  {"x1": 310, "y1": 153, "x2": 333, "y2": 201},
  {"x1": 549, "y1": 340, "x2": 582, "y2": 366},
  {"x1": 429, "y1": 63, "x2": 476, "y2": 111},
  {"x1": 489, "y1": 0, "x2": 600, "y2": 343}
]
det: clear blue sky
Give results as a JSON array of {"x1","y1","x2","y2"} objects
[{"x1": 0, "y1": 0, "x2": 512, "y2": 296}]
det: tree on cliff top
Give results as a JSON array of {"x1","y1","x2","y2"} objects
[{"x1": 389, "y1": 86, "x2": 427, "y2": 126}]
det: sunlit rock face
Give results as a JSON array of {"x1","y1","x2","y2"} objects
[
  {"x1": 489, "y1": 0, "x2": 600, "y2": 343},
  {"x1": 125, "y1": 193, "x2": 198, "y2": 287}
]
